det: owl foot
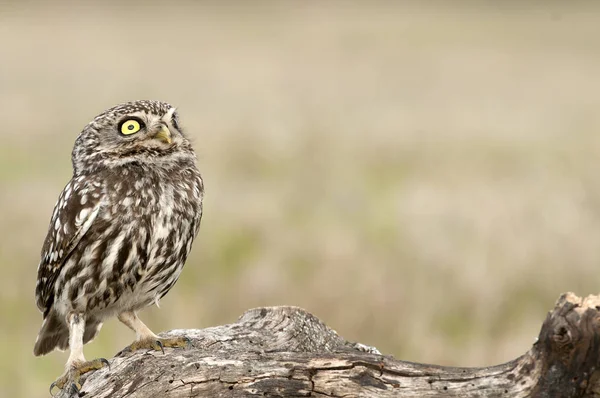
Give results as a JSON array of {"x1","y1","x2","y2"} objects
[
  {"x1": 119, "y1": 336, "x2": 191, "y2": 355},
  {"x1": 49, "y1": 358, "x2": 109, "y2": 396}
]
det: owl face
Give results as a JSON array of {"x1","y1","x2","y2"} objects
[{"x1": 72, "y1": 100, "x2": 195, "y2": 175}]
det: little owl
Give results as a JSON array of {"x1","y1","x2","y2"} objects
[{"x1": 33, "y1": 100, "x2": 204, "y2": 394}]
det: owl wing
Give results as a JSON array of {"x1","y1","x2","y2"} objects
[{"x1": 35, "y1": 177, "x2": 104, "y2": 316}]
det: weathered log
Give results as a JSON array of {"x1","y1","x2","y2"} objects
[{"x1": 57, "y1": 292, "x2": 600, "y2": 397}]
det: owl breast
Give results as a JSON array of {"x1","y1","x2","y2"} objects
[{"x1": 54, "y1": 163, "x2": 203, "y2": 319}]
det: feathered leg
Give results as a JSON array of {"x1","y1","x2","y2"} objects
[
  {"x1": 118, "y1": 311, "x2": 188, "y2": 354},
  {"x1": 50, "y1": 313, "x2": 109, "y2": 396}
]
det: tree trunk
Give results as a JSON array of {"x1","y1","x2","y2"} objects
[{"x1": 58, "y1": 292, "x2": 600, "y2": 397}]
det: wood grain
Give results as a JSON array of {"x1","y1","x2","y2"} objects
[{"x1": 55, "y1": 293, "x2": 600, "y2": 397}]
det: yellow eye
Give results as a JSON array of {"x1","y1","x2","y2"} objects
[{"x1": 120, "y1": 119, "x2": 142, "y2": 135}]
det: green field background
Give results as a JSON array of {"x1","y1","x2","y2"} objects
[{"x1": 1, "y1": 2, "x2": 600, "y2": 397}]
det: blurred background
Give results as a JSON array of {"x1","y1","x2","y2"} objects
[{"x1": 2, "y1": 1, "x2": 600, "y2": 396}]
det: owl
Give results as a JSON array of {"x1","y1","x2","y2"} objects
[{"x1": 33, "y1": 100, "x2": 204, "y2": 394}]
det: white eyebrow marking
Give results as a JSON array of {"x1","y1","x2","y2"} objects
[{"x1": 164, "y1": 107, "x2": 176, "y2": 121}]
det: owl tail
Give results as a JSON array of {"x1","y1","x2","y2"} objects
[
  {"x1": 33, "y1": 309, "x2": 68, "y2": 356},
  {"x1": 33, "y1": 309, "x2": 104, "y2": 356}
]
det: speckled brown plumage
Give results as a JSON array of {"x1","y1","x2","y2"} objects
[{"x1": 33, "y1": 100, "x2": 204, "y2": 393}]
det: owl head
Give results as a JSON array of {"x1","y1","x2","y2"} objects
[{"x1": 71, "y1": 100, "x2": 195, "y2": 175}]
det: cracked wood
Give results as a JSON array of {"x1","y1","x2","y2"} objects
[{"x1": 55, "y1": 293, "x2": 600, "y2": 397}]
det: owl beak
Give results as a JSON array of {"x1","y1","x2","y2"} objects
[{"x1": 154, "y1": 125, "x2": 172, "y2": 144}]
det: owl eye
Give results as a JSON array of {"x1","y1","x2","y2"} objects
[{"x1": 119, "y1": 119, "x2": 143, "y2": 135}]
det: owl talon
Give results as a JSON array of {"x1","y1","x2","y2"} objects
[
  {"x1": 49, "y1": 377, "x2": 74, "y2": 397},
  {"x1": 155, "y1": 340, "x2": 165, "y2": 354},
  {"x1": 49, "y1": 381, "x2": 59, "y2": 397},
  {"x1": 181, "y1": 336, "x2": 193, "y2": 349},
  {"x1": 100, "y1": 357, "x2": 111, "y2": 370},
  {"x1": 48, "y1": 358, "x2": 109, "y2": 396},
  {"x1": 49, "y1": 378, "x2": 80, "y2": 397},
  {"x1": 70, "y1": 382, "x2": 81, "y2": 395},
  {"x1": 159, "y1": 335, "x2": 191, "y2": 350},
  {"x1": 120, "y1": 336, "x2": 189, "y2": 356}
]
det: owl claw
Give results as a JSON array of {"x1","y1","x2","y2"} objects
[
  {"x1": 70, "y1": 382, "x2": 81, "y2": 396},
  {"x1": 182, "y1": 336, "x2": 193, "y2": 348},
  {"x1": 49, "y1": 379, "x2": 80, "y2": 397},
  {"x1": 119, "y1": 336, "x2": 189, "y2": 356},
  {"x1": 159, "y1": 336, "x2": 191, "y2": 350},
  {"x1": 100, "y1": 357, "x2": 111, "y2": 370},
  {"x1": 50, "y1": 378, "x2": 75, "y2": 397},
  {"x1": 48, "y1": 358, "x2": 109, "y2": 396},
  {"x1": 49, "y1": 381, "x2": 58, "y2": 397},
  {"x1": 155, "y1": 339, "x2": 165, "y2": 354}
]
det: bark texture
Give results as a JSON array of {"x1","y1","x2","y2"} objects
[{"x1": 56, "y1": 293, "x2": 600, "y2": 397}]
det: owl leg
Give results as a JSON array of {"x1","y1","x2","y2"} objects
[
  {"x1": 49, "y1": 313, "x2": 109, "y2": 396},
  {"x1": 117, "y1": 310, "x2": 189, "y2": 354}
]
